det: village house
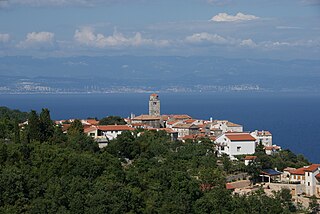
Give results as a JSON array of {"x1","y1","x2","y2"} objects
[
  {"x1": 282, "y1": 164, "x2": 320, "y2": 197},
  {"x1": 250, "y1": 130, "x2": 272, "y2": 147},
  {"x1": 244, "y1": 155, "x2": 257, "y2": 166},
  {"x1": 131, "y1": 114, "x2": 162, "y2": 128},
  {"x1": 172, "y1": 123, "x2": 199, "y2": 139},
  {"x1": 215, "y1": 132, "x2": 256, "y2": 159},
  {"x1": 264, "y1": 145, "x2": 281, "y2": 155},
  {"x1": 84, "y1": 125, "x2": 134, "y2": 148},
  {"x1": 210, "y1": 120, "x2": 243, "y2": 133}
]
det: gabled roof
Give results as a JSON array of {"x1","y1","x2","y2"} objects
[
  {"x1": 167, "y1": 120, "x2": 179, "y2": 125},
  {"x1": 171, "y1": 114, "x2": 192, "y2": 120},
  {"x1": 290, "y1": 167, "x2": 307, "y2": 175},
  {"x1": 289, "y1": 164, "x2": 320, "y2": 175},
  {"x1": 132, "y1": 114, "x2": 161, "y2": 121},
  {"x1": 172, "y1": 123, "x2": 198, "y2": 129},
  {"x1": 226, "y1": 122, "x2": 242, "y2": 127},
  {"x1": 304, "y1": 164, "x2": 320, "y2": 172},
  {"x1": 245, "y1": 156, "x2": 257, "y2": 160},
  {"x1": 97, "y1": 125, "x2": 134, "y2": 131},
  {"x1": 225, "y1": 133, "x2": 256, "y2": 141},
  {"x1": 86, "y1": 119, "x2": 99, "y2": 125},
  {"x1": 182, "y1": 134, "x2": 206, "y2": 140}
]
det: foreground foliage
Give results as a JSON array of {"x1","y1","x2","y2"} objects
[
  {"x1": 0, "y1": 106, "x2": 313, "y2": 213},
  {"x1": 0, "y1": 131, "x2": 302, "y2": 214}
]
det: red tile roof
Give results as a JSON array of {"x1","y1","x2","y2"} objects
[
  {"x1": 226, "y1": 183, "x2": 235, "y2": 190},
  {"x1": 167, "y1": 120, "x2": 179, "y2": 125},
  {"x1": 86, "y1": 119, "x2": 99, "y2": 125},
  {"x1": 225, "y1": 133, "x2": 256, "y2": 141},
  {"x1": 304, "y1": 164, "x2": 320, "y2": 172},
  {"x1": 96, "y1": 125, "x2": 134, "y2": 131},
  {"x1": 257, "y1": 131, "x2": 272, "y2": 136},
  {"x1": 245, "y1": 156, "x2": 257, "y2": 160},
  {"x1": 226, "y1": 122, "x2": 242, "y2": 127},
  {"x1": 172, "y1": 114, "x2": 192, "y2": 120},
  {"x1": 316, "y1": 174, "x2": 320, "y2": 181},
  {"x1": 160, "y1": 128, "x2": 178, "y2": 134},
  {"x1": 182, "y1": 134, "x2": 205, "y2": 140},
  {"x1": 61, "y1": 124, "x2": 71, "y2": 132},
  {"x1": 290, "y1": 167, "x2": 308, "y2": 175},
  {"x1": 172, "y1": 123, "x2": 198, "y2": 129},
  {"x1": 84, "y1": 126, "x2": 97, "y2": 133},
  {"x1": 132, "y1": 114, "x2": 161, "y2": 121},
  {"x1": 184, "y1": 119, "x2": 196, "y2": 124}
]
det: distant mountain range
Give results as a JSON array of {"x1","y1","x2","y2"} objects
[{"x1": 0, "y1": 56, "x2": 319, "y2": 93}]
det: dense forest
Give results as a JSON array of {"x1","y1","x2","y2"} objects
[{"x1": 0, "y1": 107, "x2": 316, "y2": 213}]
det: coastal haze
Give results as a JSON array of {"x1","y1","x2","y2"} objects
[{"x1": 0, "y1": 56, "x2": 320, "y2": 94}]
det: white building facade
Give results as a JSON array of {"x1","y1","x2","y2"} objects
[{"x1": 215, "y1": 132, "x2": 256, "y2": 159}]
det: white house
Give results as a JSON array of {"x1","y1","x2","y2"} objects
[
  {"x1": 215, "y1": 132, "x2": 256, "y2": 159},
  {"x1": 283, "y1": 164, "x2": 320, "y2": 197},
  {"x1": 250, "y1": 130, "x2": 272, "y2": 147},
  {"x1": 84, "y1": 125, "x2": 135, "y2": 148},
  {"x1": 304, "y1": 164, "x2": 320, "y2": 196},
  {"x1": 210, "y1": 120, "x2": 243, "y2": 133}
]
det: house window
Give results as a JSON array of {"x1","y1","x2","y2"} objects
[
  {"x1": 294, "y1": 175, "x2": 296, "y2": 179},
  {"x1": 298, "y1": 176, "x2": 300, "y2": 180},
  {"x1": 308, "y1": 182, "x2": 310, "y2": 186},
  {"x1": 237, "y1": 146, "x2": 241, "y2": 152},
  {"x1": 308, "y1": 172, "x2": 310, "y2": 176}
]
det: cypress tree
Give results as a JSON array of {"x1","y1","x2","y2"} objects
[
  {"x1": 27, "y1": 110, "x2": 40, "y2": 142},
  {"x1": 39, "y1": 108, "x2": 54, "y2": 143},
  {"x1": 13, "y1": 119, "x2": 20, "y2": 144}
]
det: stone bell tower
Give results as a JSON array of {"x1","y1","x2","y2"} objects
[{"x1": 149, "y1": 93, "x2": 160, "y2": 116}]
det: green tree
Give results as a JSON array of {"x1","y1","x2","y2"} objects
[
  {"x1": 39, "y1": 108, "x2": 54, "y2": 143},
  {"x1": 67, "y1": 119, "x2": 83, "y2": 136},
  {"x1": 98, "y1": 116, "x2": 126, "y2": 125},
  {"x1": 13, "y1": 119, "x2": 20, "y2": 144},
  {"x1": 27, "y1": 110, "x2": 41, "y2": 143}
]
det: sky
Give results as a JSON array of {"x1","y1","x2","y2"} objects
[{"x1": 0, "y1": 0, "x2": 319, "y2": 59}]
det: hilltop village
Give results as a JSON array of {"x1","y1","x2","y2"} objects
[{"x1": 53, "y1": 94, "x2": 320, "y2": 205}]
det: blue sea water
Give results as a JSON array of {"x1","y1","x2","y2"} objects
[{"x1": 0, "y1": 92, "x2": 319, "y2": 163}]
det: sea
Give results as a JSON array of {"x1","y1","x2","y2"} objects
[{"x1": 0, "y1": 92, "x2": 319, "y2": 163}]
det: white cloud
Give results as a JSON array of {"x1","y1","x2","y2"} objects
[
  {"x1": 240, "y1": 39, "x2": 257, "y2": 48},
  {"x1": 185, "y1": 32, "x2": 259, "y2": 48},
  {"x1": 18, "y1": 31, "x2": 55, "y2": 48},
  {"x1": 185, "y1": 32, "x2": 229, "y2": 44},
  {"x1": 0, "y1": 33, "x2": 10, "y2": 42},
  {"x1": 74, "y1": 27, "x2": 169, "y2": 48},
  {"x1": 210, "y1": 12, "x2": 259, "y2": 22}
]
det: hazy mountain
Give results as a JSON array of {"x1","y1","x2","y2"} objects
[{"x1": 0, "y1": 56, "x2": 319, "y2": 93}]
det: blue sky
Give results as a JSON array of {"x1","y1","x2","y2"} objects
[{"x1": 0, "y1": 0, "x2": 319, "y2": 59}]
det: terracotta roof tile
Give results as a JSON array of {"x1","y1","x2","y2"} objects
[
  {"x1": 96, "y1": 125, "x2": 134, "y2": 131},
  {"x1": 245, "y1": 156, "x2": 257, "y2": 160},
  {"x1": 227, "y1": 122, "x2": 242, "y2": 127},
  {"x1": 172, "y1": 114, "x2": 192, "y2": 120},
  {"x1": 290, "y1": 167, "x2": 307, "y2": 175},
  {"x1": 132, "y1": 114, "x2": 161, "y2": 121},
  {"x1": 225, "y1": 133, "x2": 256, "y2": 141},
  {"x1": 304, "y1": 164, "x2": 320, "y2": 172}
]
